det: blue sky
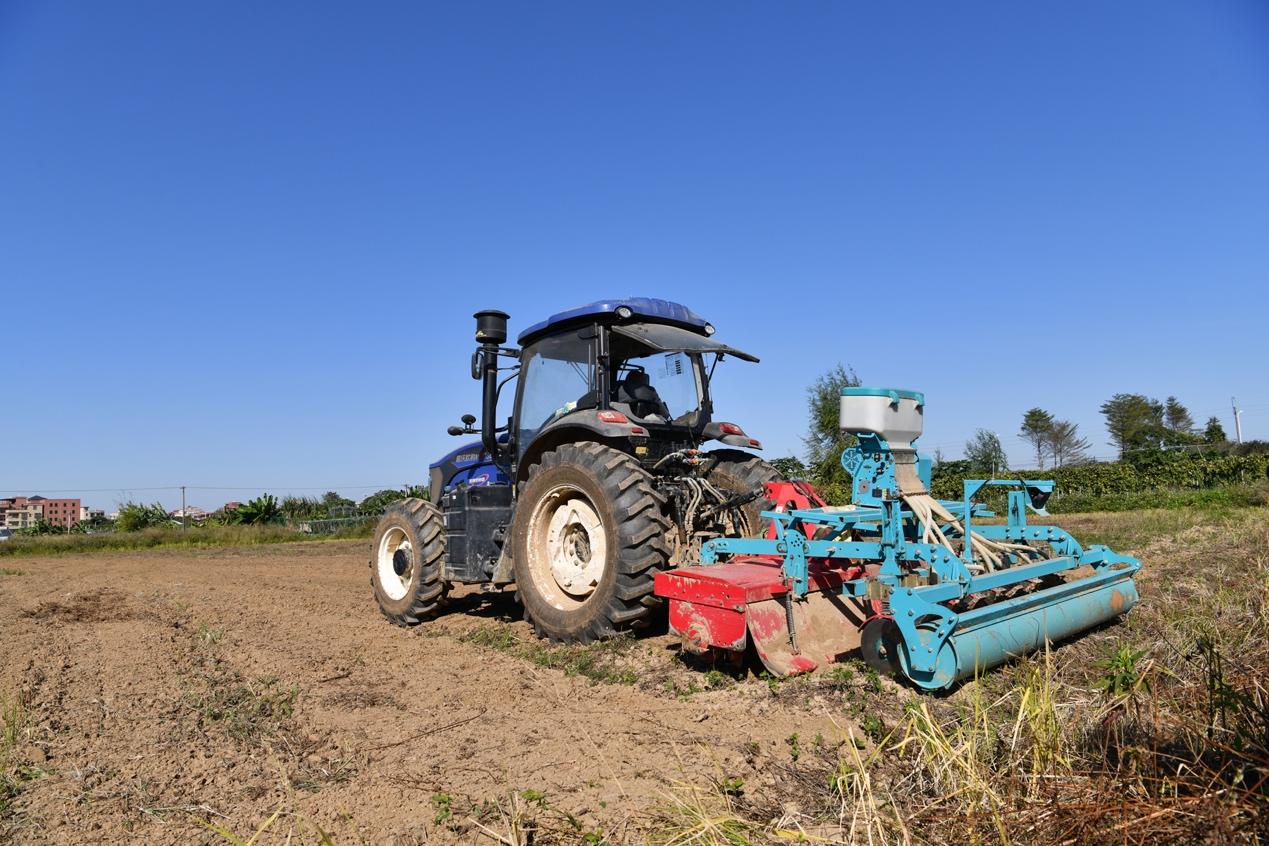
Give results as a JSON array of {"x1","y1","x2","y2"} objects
[{"x1": 2, "y1": 2, "x2": 1267, "y2": 510}]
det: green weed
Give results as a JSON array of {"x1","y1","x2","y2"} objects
[
  {"x1": 785, "y1": 732, "x2": 800, "y2": 761},
  {"x1": 1095, "y1": 645, "x2": 1149, "y2": 700},
  {"x1": 431, "y1": 791, "x2": 453, "y2": 825},
  {"x1": 462, "y1": 628, "x2": 639, "y2": 686},
  {"x1": 703, "y1": 669, "x2": 728, "y2": 689}
]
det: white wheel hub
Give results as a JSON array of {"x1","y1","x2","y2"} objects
[
  {"x1": 526, "y1": 485, "x2": 609, "y2": 610},
  {"x1": 545, "y1": 498, "x2": 606, "y2": 594},
  {"x1": 376, "y1": 526, "x2": 413, "y2": 601}
]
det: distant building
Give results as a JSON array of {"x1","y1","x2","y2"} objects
[
  {"x1": 80, "y1": 506, "x2": 106, "y2": 522},
  {"x1": 28, "y1": 496, "x2": 81, "y2": 530},
  {"x1": 2, "y1": 497, "x2": 42, "y2": 530},
  {"x1": 0, "y1": 496, "x2": 28, "y2": 514},
  {"x1": 0, "y1": 495, "x2": 83, "y2": 530},
  {"x1": 169, "y1": 506, "x2": 209, "y2": 524}
]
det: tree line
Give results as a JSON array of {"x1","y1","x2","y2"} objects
[
  {"x1": 770, "y1": 366, "x2": 1261, "y2": 502},
  {"x1": 13, "y1": 487, "x2": 431, "y2": 536}
]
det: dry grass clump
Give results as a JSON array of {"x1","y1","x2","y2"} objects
[{"x1": 0, "y1": 694, "x2": 41, "y2": 842}]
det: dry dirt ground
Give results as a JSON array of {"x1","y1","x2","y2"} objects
[
  {"x1": 4, "y1": 508, "x2": 1263, "y2": 845},
  {"x1": 0, "y1": 541, "x2": 878, "y2": 845}
]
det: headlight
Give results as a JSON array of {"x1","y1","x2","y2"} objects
[
  {"x1": 616, "y1": 306, "x2": 633, "y2": 319},
  {"x1": 703, "y1": 323, "x2": 715, "y2": 336}
]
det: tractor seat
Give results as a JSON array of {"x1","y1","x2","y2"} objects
[{"x1": 614, "y1": 371, "x2": 670, "y2": 422}]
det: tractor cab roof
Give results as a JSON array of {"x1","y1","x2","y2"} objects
[
  {"x1": 609, "y1": 322, "x2": 758, "y2": 362},
  {"x1": 516, "y1": 297, "x2": 711, "y2": 347}
]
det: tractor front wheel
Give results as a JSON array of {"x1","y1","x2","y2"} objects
[
  {"x1": 512, "y1": 443, "x2": 670, "y2": 642},
  {"x1": 369, "y1": 498, "x2": 448, "y2": 625}
]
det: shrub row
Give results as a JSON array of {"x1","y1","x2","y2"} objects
[
  {"x1": 0, "y1": 521, "x2": 375, "y2": 558},
  {"x1": 804, "y1": 450, "x2": 1269, "y2": 513},
  {"x1": 931, "y1": 451, "x2": 1269, "y2": 499}
]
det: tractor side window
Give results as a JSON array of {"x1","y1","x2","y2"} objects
[{"x1": 517, "y1": 332, "x2": 595, "y2": 452}]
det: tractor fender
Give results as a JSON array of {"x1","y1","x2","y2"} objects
[
  {"x1": 516, "y1": 413, "x2": 641, "y2": 484},
  {"x1": 701, "y1": 421, "x2": 763, "y2": 450}
]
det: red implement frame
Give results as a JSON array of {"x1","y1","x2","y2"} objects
[{"x1": 653, "y1": 482, "x2": 874, "y2": 675}]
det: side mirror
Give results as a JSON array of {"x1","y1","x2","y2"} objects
[
  {"x1": 461, "y1": 413, "x2": 477, "y2": 426},
  {"x1": 471, "y1": 350, "x2": 482, "y2": 380}
]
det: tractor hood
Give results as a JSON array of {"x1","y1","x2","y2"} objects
[{"x1": 610, "y1": 323, "x2": 759, "y2": 363}]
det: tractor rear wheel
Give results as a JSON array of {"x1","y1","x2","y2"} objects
[
  {"x1": 702, "y1": 449, "x2": 785, "y2": 538},
  {"x1": 369, "y1": 497, "x2": 448, "y2": 625},
  {"x1": 512, "y1": 442, "x2": 670, "y2": 642}
]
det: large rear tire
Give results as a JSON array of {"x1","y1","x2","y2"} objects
[
  {"x1": 512, "y1": 443, "x2": 670, "y2": 642},
  {"x1": 369, "y1": 498, "x2": 448, "y2": 626},
  {"x1": 702, "y1": 449, "x2": 785, "y2": 537}
]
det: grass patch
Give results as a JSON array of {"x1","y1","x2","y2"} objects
[
  {"x1": 195, "y1": 807, "x2": 337, "y2": 846},
  {"x1": 1049, "y1": 481, "x2": 1269, "y2": 514},
  {"x1": 1051, "y1": 504, "x2": 1263, "y2": 553},
  {"x1": 182, "y1": 628, "x2": 300, "y2": 746},
  {"x1": 648, "y1": 777, "x2": 765, "y2": 846},
  {"x1": 0, "y1": 522, "x2": 373, "y2": 559},
  {"x1": 0, "y1": 568, "x2": 26, "y2": 576},
  {"x1": 423, "y1": 787, "x2": 607, "y2": 845},
  {"x1": 462, "y1": 627, "x2": 640, "y2": 686},
  {"x1": 0, "y1": 695, "x2": 37, "y2": 839},
  {"x1": 185, "y1": 667, "x2": 299, "y2": 745}
]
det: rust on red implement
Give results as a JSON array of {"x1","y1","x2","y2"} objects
[
  {"x1": 746, "y1": 591, "x2": 867, "y2": 675},
  {"x1": 653, "y1": 480, "x2": 873, "y2": 676}
]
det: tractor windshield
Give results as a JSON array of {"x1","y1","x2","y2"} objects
[{"x1": 612, "y1": 351, "x2": 703, "y2": 425}]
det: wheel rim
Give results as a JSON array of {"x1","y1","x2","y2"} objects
[
  {"x1": 376, "y1": 526, "x2": 413, "y2": 601},
  {"x1": 525, "y1": 484, "x2": 608, "y2": 610}
]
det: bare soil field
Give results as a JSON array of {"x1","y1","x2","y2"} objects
[{"x1": 1, "y1": 508, "x2": 1265, "y2": 845}]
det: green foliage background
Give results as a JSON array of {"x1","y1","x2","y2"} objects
[
  {"x1": 929, "y1": 450, "x2": 1269, "y2": 512},
  {"x1": 781, "y1": 366, "x2": 1269, "y2": 513}
]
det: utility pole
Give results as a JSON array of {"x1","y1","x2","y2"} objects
[
  {"x1": 181, "y1": 485, "x2": 187, "y2": 532},
  {"x1": 1232, "y1": 397, "x2": 1244, "y2": 445}
]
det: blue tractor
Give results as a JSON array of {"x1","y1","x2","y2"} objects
[{"x1": 369, "y1": 298, "x2": 781, "y2": 642}]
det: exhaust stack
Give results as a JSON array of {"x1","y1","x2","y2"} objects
[{"x1": 473, "y1": 309, "x2": 510, "y2": 462}]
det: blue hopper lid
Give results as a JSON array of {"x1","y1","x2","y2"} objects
[{"x1": 840, "y1": 386, "x2": 925, "y2": 406}]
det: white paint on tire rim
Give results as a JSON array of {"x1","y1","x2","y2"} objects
[
  {"x1": 525, "y1": 484, "x2": 608, "y2": 610},
  {"x1": 376, "y1": 526, "x2": 413, "y2": 601}
]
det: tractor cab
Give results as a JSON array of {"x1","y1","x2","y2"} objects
[
  {"x1": 431, "y1": 298, "x2": 762, "y2": 498},
  {"x1": 512, "y1": 301, "x2": 761, "y2": 473}
]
